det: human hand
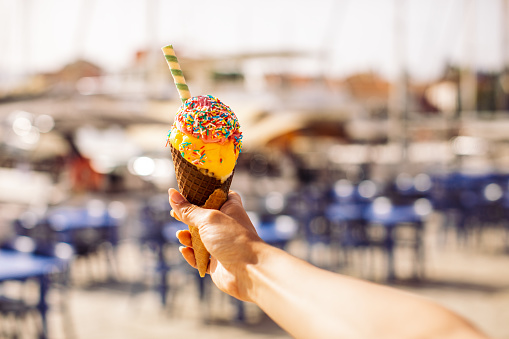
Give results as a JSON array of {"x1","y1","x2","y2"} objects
[{"x1": 168, "y1": 188, "x2": 264, "y2": 302}]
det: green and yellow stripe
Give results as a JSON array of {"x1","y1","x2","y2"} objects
[{"x1": 161, "y1": 44, "x2": 191, "y2": 103}]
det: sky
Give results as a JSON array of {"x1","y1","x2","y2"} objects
[{"x1": 0, "y1": 0, "x2": 507, "y2": 83}]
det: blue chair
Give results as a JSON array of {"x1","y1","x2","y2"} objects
[
  {"x1": 325, "y1": 180, "x2": 379, "y2": 271},
  {"x1": 430, "y1": 172, "x2": 478, "y2": 245},
  {"x1": 283, "y1": 186, "x2": 337, "y2": 267},
  {"x1": 469, "y1": 180, "x2": 508, "y2": 245},
  {"x1": 433, "y1": 172, "x2": 509, "y2": 246},
  {"x1": 325, "y1": 202, "x2": 370, "y2": 248},
  {"x1": 324, "y1": 201, "x2": 372, "y2": 274},
  {"x1": 364, "y1": 197, "x2": 430, "y2": 281}
]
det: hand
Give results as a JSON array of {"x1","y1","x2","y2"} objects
[{"x1": 168, "y1": 188, "x2": 264, "y2": 302}]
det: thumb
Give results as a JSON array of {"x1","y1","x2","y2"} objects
[{"x1": 168, "y1": 188, "x2": 207, "y2": 227}]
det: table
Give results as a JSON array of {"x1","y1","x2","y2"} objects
[
  {"x1": 0, "y1": 250, "x2": 67, "y2": 339},
  {"x1": 47, "y1": 206, "x2": 119, "y2": 243},
  {"x1": 325, "y1": 203, "x2": 366, "y2": 222},
  {"x1": 44, "y1": 206, "x2": 120, "y2": 279}
]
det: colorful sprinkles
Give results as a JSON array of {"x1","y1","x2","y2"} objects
[
  {"x1": 177, "y1": 142, "x2": 208, "y2": 165},
  {"x1": 174, "y1": 95, "x2": 243, "y2": 154}
]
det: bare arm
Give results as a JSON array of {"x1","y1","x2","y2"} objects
[
  {"x1": 245, "y1": 245, "x2": 485, "y2": 339},
  {"x1": 169, "y1": 189, "x2": 488, "y2": 339}
]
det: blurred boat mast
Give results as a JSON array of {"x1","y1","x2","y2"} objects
[
  {"x1": 318, "y1": 0, "x2": 350, "y2": 79},
  {"x1": 388, "y1": 0, "x2": 408, "y2": 166},
  {"x1": 73, "y1": 0, "x2": 96, "y2": 62},
  {"x1": 458, "y1": 0, "x2": 477, "y2": 115},
  {"x1": 500, "y1": 0, "x2": 509, "y2": 109}
]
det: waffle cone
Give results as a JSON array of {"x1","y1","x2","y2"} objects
[{"x1": 170, "y1": 145, "x2": 233, "y2": 277}]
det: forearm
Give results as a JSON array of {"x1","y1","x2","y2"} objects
[
  {"x1": 244, "y1": 243, "x2": 486, "y2": 339},
  {"x1": 245, "y1": 243, "x2": 351, "y2": 338}
]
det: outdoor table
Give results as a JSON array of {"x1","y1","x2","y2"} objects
[
  {"x1": 46, "y1": 206, "x2": 119, "y2": 245},
  {"x1": 39, "y1": 205, "x2": 122, "y2": 282},
  {"x1": 325, "y1": 203, "x2": 366, "y2": 222},
  {"x1": 46, "y1": 206, "x2": 118, "y2": 255},
  {"x1": 0, "y1": 249, "x2": 68, "y2": 339}
]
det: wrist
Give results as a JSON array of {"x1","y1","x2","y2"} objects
[{"x1": 241, "y1": 241, "x2": 279, "y2": 304}]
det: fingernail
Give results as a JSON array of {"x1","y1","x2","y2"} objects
[
  {"x1": 178, "y1": 246, "x2": 185, "y2": 253},
  {"x1": 170, "y1": 189, "x2": 185, "y2": 204}
]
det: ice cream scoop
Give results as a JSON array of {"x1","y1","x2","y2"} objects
[{"x1": 168, "y1": 95, "x2": 242, "y2": 181}]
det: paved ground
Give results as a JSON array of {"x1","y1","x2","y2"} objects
[{"x1": 7, "y1": 212, "x2": 509, "y2": 339}]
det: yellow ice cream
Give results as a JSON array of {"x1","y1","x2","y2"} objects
[{"x1": 169, "y1": 126, "x2": 238, "y2": 180}]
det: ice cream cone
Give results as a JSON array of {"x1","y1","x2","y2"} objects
[
  {"x1": 162, "y1": 46, "x2": 242, "y2": 278},
  {"x1": 170, "y1": 144, "x2": 233, "y2": 276}
]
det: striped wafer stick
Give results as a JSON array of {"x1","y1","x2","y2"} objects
[{"x1": 161, "y1": 44, "x2": 191, "y2": 103}]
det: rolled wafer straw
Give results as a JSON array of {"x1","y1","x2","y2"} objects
[{"x1": 161, "y1": 44, "x2": 191, "y2": 103}]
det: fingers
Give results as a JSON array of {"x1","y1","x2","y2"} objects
[
  {"x1": 168, "y1": 188, "x2": 206, "y2": 227},
  {"x1": 177, "y1": 231, "x2": 200, "y2": 272},
  {"x1": 176, "y1": 230, "x2": 192, "y2": 247},
  {"x1": 170, "y1": 189, "x2": 212, "y2": 275},
  {"x1": 178, "y1": 246, "x2": 197, "y2": 268},
  {"x1": 179, "y1": 244, "x2": 212, "y2": 275},
  {"x1": 226, "y1": 190, "x2": 243, "y2": 205}
]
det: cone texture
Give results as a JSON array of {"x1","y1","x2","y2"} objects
[
  {"x1": 170, "y1": 144, "x2": 233, "y2": 277},
  {"x1": 171, "y1": 145, "x2": 233, "y2": 206}
]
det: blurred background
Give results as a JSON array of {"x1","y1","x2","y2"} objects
[{"x1": 1, "y1": 0, "x2": 509, "y2": 338}]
